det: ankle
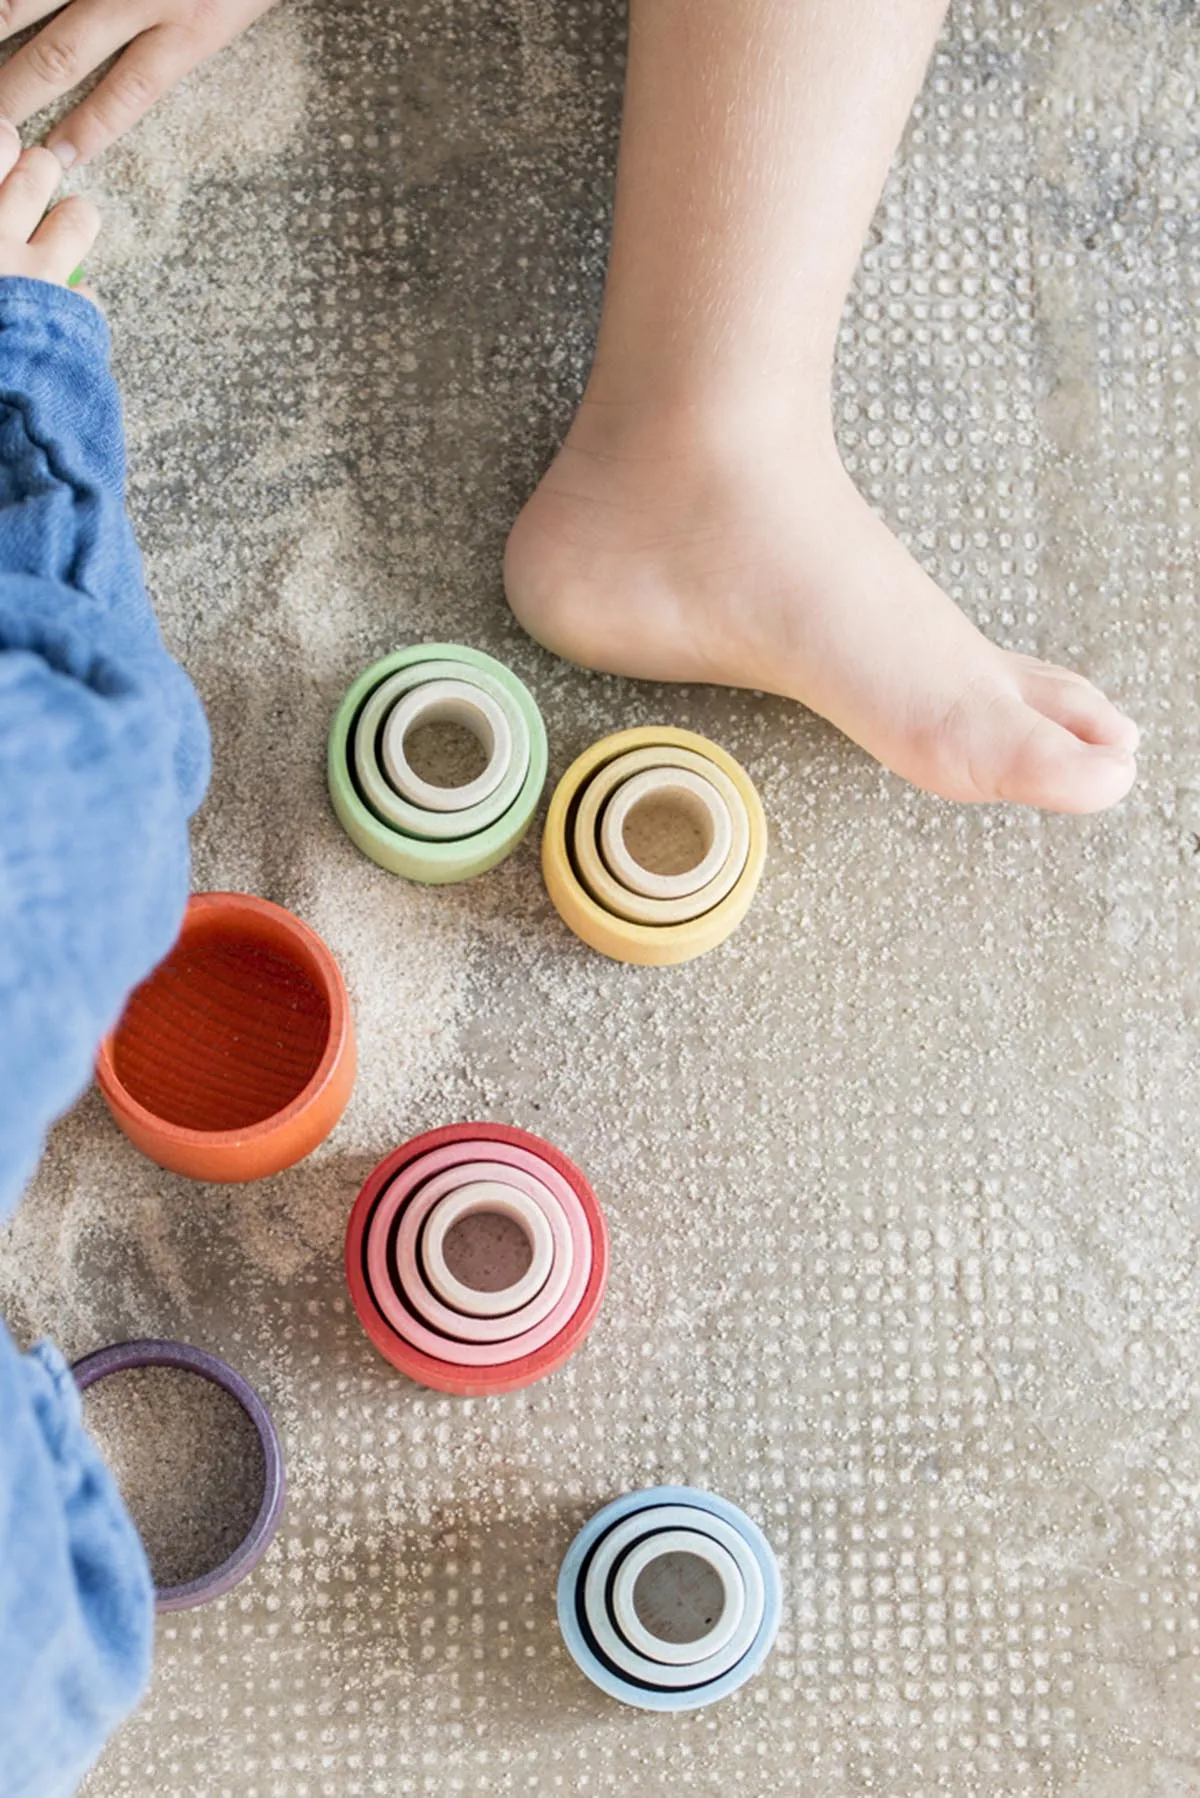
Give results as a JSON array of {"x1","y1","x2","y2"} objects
[{"x1": 562, "y1": 375, "x2": 836, "y2": 475}]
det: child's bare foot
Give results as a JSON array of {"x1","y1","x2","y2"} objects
[
  {"x1": 505, "y1": 401, "x2": 1138, "y2": 813},
  {"x1": 506, "y1": 0, "x2": 1139, "y2": 813}
]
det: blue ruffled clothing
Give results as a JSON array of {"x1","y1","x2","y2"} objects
[{"x1": 0, "y1": 279, "x2": 209, "y2": 1795}]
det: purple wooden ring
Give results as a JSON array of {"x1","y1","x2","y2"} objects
[{"x1": 72, "y1": 1338, "x2": 286, "y2": 1613}]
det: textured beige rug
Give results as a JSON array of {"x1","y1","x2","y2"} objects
[{"x1": 1, "y1": 0, "x2": 1197, "y2": 1792}]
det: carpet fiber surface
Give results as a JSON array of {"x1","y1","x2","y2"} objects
[{"x1": 0, "y1": 1, "x2": 1197, "y2": 1792}]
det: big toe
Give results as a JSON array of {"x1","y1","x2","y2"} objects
[
  {"x1": 988, "y1": 698, "x2": 1137, "y2": 813},
  {"x1": 1017, "y1": 658, "x2": 1140, "y2": 754}
]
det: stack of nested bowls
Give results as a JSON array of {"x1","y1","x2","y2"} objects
[
  {"x1": 328, "y1": 643, "x2": 548, "y2": 883},
  {"x1": 542, "y1": 727, "x2": 767, "y2": 964},
  {"x1": 345, "y1": 1124, "x2": 608, "y2": 1395},
  {"x1": 557, "y1": 1485, "x2": 781, "y2": 1710}
]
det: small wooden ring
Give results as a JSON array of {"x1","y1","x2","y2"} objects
[
  {"x1": 380, "y1": 678, "x2": 513, "y2": 813},
  {"x1": 572, "y1": 747, "x2": 750, "y2": 926},
  {"x1": 353, "y1": 662, "x2": 529, "y2": 841},
  {"x1": 599, "y1": 766, "x2": 733, "y2": 900},
  {"x1": 581, "y1": 1505, "x2": 765, "y2": 1690},
  {"x1": 327, "y1": 644, "x2": 548, "y2": 883},
  {"x1": 385, "y1": 1161, "x2": 575, "y2": 1343},
  {"x1": 556, "y1": 1487, "x2": 782, "y2": 1711},
  {"x1": 420, "y1": 1179, "x2": 555, "y2": 1316},
  {"x1": 610, "y1": 1527, "x2": 746, "y2": 1666},
  {"x1": 545, "y1": 731, "x2": 765, "y2": 961}
]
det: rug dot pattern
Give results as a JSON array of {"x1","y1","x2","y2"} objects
[{"x1": 0, "y1": 1, "x2": 1195, "y2": 1793}]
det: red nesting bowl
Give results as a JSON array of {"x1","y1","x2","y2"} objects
[
  {"x1": 345, "y1": 1123, "x2": 609, "y2": 1396},
  {"x1": 96, "y1": 892, "x2": 356, "y2": 1183}
]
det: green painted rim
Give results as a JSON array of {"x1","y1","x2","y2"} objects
[{"x1": 328, "y1": 643, "x2": 548, "y2": 883}]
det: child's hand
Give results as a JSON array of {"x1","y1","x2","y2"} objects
[
  {"x1": 0, "y1": 0, "x2": 281, "y2": 167},
  {"x1": 0, "y1": 124, "x2": 98, "y2": 287}
]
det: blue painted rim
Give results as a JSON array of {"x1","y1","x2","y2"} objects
[{"x1": 556, "y1": 1485, "x2": 782, "y2": 1711}]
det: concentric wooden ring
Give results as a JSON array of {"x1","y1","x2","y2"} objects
[
  {"x1": 557, "y1": 1486, "x2": 782, "y2": 1711},
  {"x1": 353, "y1": 660, "x2": 530, "y2": 841},
  {"x1": 381, "y1": 678, "x2": 513, "y2": 813},
  {"x1": 421, "y1": 1179, "x2": 556, "y2": 1317},
  {"x1": 600, "y1": 766, "x2": 734, "y2": 901},
  {"x1": 570, "y1": 744, "x2": 752, "y2": 928},
  {"x1": 345, "y1": 1124, "x2": 608, "y2": 1395},
  {"x1": 543, "y1": 729, "x2": 767, "y2": 963},
  {"x1": 381, "y1": 1159, "x2": 577, "y2": 1346},
  {"x1": 328, "y1": 644, "x2": 547, "y2": 883}
]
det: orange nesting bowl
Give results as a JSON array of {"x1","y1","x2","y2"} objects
[{"x1": 96, "y1": 892, "x2": 356, "y2": 1183}]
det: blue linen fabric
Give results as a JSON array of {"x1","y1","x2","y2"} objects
[{"x1": 0, "y1": 279, "x2": 210, "y2": 1796}]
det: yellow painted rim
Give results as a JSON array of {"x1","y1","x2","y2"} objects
[
  {"x1": 542, "y1": 728, "x2": 767, "y2": 966},
  {"x1": 572, "y1": 746, "x2": 751, "y2": 926}
]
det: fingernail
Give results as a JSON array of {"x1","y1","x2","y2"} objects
[
  {"x1": 50, "y1": 141, "x2": 77, "y2": 168},
  {"x1": 0, "y1": 119, "x2": 18, "y2": 141}
]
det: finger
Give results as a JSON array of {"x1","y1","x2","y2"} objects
[
  {"x1": 0, "y1": 0, "x2": 70, "y2": 45},
  {"x1": 44, "y1": 23, "x2": 184, "y2": 165},
  {"x1": 0, "y1": 0, "x2": 150, "y2": 128},
  {"x1": 0, "y1": 116, "x2": 20, "y2": 183},
  {"x1": 0, "y1": 144, "x2": 62, "y2": 240},
  {"x1": 30, "y1": 190, "x2": 97, "y2": 277}
]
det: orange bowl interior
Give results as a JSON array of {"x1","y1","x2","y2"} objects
[{"x1": 109, "y1": 901, "x2": 335, "y2": 1134}]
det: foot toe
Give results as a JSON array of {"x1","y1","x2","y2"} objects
[
  {"x1": 990, "y1": 701, "x2": 1137, "y2": 814},
  {"x1": 1016, "y1": 659, "x2": 1140, "y2": 753}
]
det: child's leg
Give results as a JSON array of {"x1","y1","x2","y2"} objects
[
  {"x1": 505, "y1": 0, "x2": 1138, "y2": 813},
  {"x1": 0, "y1": 136, "x2": 207, "y2": 1788}
]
